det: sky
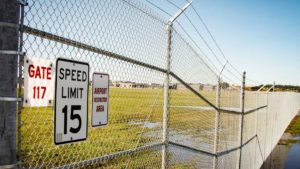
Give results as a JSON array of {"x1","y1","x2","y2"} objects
[
  {"x1": 146, "y1": 0, "x2": 300, "y2": 86},
  {"x1": 24, "y1": 0, "x2": 300, "y2": 86}
]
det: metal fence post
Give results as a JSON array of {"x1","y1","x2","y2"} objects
[
  {"x1": 253, "y1": 84, "x2": 265, "y2": 169},
  {"x1": 263, "y1": 86, "x2": 271, "y2": 163},
  {"x1": 263, "y1": 83, "x2": 274, "y2": 163},
  {"x1": 238, "y1": 71, "x2": 246, "y2": 169},
  {"x1": 162, "y1": 2, "x2": 192, "y2": 168},
  {"x1": 254, "y1": 93, "x2": 258, "y2": 169},
  {"x1": 0, "y1": 0, "x2": 21, "y2": 167},
  {"x1": 269, "y1": 82, "x2": 276, "y2": 169},
  {"x1": 212, "y1": 61, "x2": 226, "y2": 169},
  {"x1": 162, "y1": 22, "x2": 172, "y2": 169},
  {"x1": 213, "y1": 77, "x2": 221, "y2": 169}
]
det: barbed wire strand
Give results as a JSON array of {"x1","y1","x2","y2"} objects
[
  {"x1": 166, "y1": 0, "x2": 224, "y2": 68},
  {"x1": 180, "y1": 0, "x2": 264, "y2": 85},
  {"x1": 144, "y1": 0, "x2": 221, "y2": 75},
  {"x1": 146, "y1": 0, "x2": 263, "y2": 85}
]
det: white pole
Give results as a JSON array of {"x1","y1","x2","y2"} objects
[
  {"x1": 212, "y1": 61, "x2": 227, "y2": 169},
  {"x1": 212, "y1": 77, "x2": 221, "y2": 169},
  {"x1": 238, "y1": 71, "x2": 246, "y2": 169},
  {"x1": 162, "y1": 2, "x2": 192, "y2": 168},
  {"x1": 162, "y1": 22, "x2": 171, "y2": 169},
  {"x1": 253, "y1": 84, "x2": 265, "y2": 169}
]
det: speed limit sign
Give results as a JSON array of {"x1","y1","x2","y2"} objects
[{"x1": 54, "y1": 58, "x2": 89, "y2": 145}]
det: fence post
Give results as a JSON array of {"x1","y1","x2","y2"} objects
[
  {"x1": 262, "y1": 85, "x2": 271, "y2": 165},
  {"x1": 269, "y1": 82, "x2": 276, "y2": 169},
  {"x1": 162, "y1": 22, "x2": 172, "y2": 169},
  {"x1": 212, "y1": 61, "x2": 227, "y2": 169},
  {"x1": 212, "y1": 77, "x2": 221, "y2": 169},
  {"x1": 253, "y1": 84, "x2": 265, "y2": 169},
  {"x1": 238, "y1": 71, "x2": 246, "y2": 169},
  {"x1": 162, "y1": 2, "x2": 192, "y2": 168},
  {"x1": 0, "y1": 0, "x2": 21, "y2": 167}
]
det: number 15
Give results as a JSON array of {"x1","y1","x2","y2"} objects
[{"x1": 61, "y1": 105, "x2": 82, "y2": 134}]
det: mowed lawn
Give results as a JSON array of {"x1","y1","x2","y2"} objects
[{"x1": 21, "y1": 87, "x2": 223, "y2": 168}]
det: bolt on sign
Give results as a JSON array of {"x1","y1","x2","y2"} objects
[
  {"x1": 23, "y1": 57, "x2": 54, "y2": 107},
  {"x1": 92, "y1": 73, "x2": 109, "y2": 127},
  {"x1": 54, "y1": 58, "x2": 89, "y2": 145}
]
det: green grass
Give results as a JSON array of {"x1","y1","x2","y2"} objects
[
  {"x1": 286, "y1": 116, "x2": 300, "y2": 134},
  {"x1": 20, "y1": 88, "x2": 239, "y2": 168},
  {"x1": 22, "y1": 88, "x2": 163, "y2": 168}
]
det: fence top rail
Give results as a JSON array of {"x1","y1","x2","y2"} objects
[
  {"x1": 23, "y1": 26, "x2": 167, "y2": 74},
  {"x1": 23, "y1": 25, "x2": 229, "y2": 114}
]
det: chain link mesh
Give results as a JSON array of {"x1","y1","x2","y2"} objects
[
  {"x1": 22, "y1": 0, "x2": 166, "y2": 168},
  {"x1": 17, "y1": 0, "x2": 300, "y2": 168}
]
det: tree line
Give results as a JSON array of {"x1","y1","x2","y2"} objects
[{"x1": 249, "y1": 84, "x2": 300, "y2": 92}]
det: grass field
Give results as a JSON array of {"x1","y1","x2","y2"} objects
[
  {"x1": 286, "y1": 116, "x2": 300, "y2": 134},
  {"x1": 21, "y1": 87, "x2": 241, "y2": 168}
]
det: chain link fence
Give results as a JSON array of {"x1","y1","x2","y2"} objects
[
  {"x1": 20, "y1": 0, "x2": 167, "y2": 168},
  {"x1": 0, "y1": 0, "x2": 300, "y2": 168}
]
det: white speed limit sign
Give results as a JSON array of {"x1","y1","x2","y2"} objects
[{"x1": 54, "y1": 58, "x2": 89, "y2": 145}]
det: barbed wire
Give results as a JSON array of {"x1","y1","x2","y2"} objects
[
  {"x1": 166, "y1": 0, "x2": 224, "y2": 68},
  {"x1": 169, "y1": 0, "x2": 264, "y2": 85},
  {"x1": 144, "y1": 0, "x2": 172, "y2": 18},
  {"x1": 143, "y1": 0, "x2": 220, "y2": 76}
]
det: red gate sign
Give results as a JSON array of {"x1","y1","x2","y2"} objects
[
  {"x1": 92, "y1": 73, "x2": 109, "y2": 127},
  {"x1": 23, "y1": 57, "x2": 54, "y2": 107}
]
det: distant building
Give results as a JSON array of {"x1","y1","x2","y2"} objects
[
  {"x1": 112, "y1": 81, "x2": 149, "y2": 89},
  {"x1": 176, "y1": 83, "x2": 216, "y2": 91},
  {"x1": 202, "y1": 84, "x2": 216, "y2": 91},
  {"x1": 226, "y1": 86, "x2": 240, "y2": 91},
  {"x1": 150, "y1": 83, "x2": 163, "y2": 89},
  {"x1": 169, "y1": 83, "x2": 177, "y2": 89}
]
